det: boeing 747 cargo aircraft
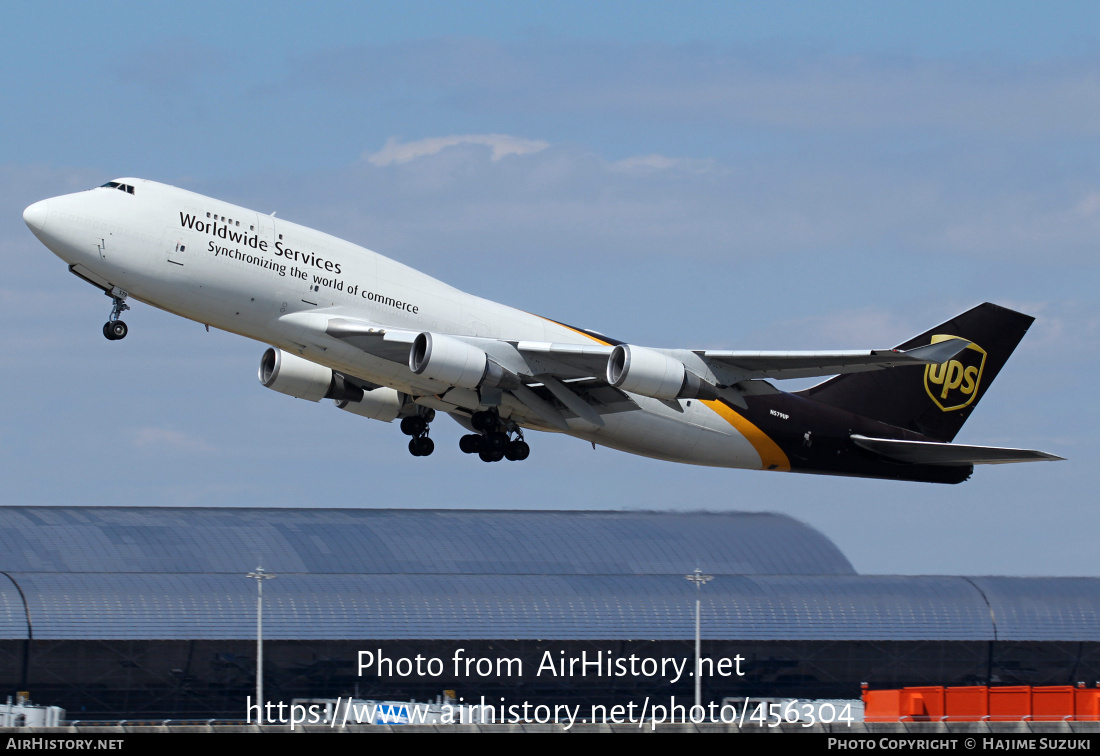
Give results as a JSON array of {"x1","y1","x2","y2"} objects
[{"x1": 23, "y1": 178, "x2": 1062, "y2": 483}]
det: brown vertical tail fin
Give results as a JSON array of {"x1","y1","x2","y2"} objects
[{"x1": 798, "y1": 303, "x2": 1034, "y2": 442}]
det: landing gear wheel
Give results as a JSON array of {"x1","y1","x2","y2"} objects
[
  {"x1": 486, "y1": 432, "x2": 508, "y2": 453},
  {"x1": 459, "y1": 434, "x2": 483, "y2": 454},
  {"x1": 402, "y1": 410, "x2": 435, "y2": 455},
  {"x1": 504, "y1": 440, "x2": 530, "y2": 461},
  {"x1": 479, "y1": 448, "x2": 505, "y2": 463},
  {"x1": 409, "y1": 437, "x2": 435, "y2": 456},
  {"x1": 400, "y1": 416, "x2": 427, "y2": 436},
  {"x1": 471, "y1": 411, "x2": 498, "y2": 432},
  {"x1": 103, "y1": 320, "x2": 128, "y2": 340},
  {"x1": 103, "y1": 290, "x2": 131, "y2": 341}
]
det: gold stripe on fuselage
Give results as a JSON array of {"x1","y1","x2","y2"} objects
[
  {"x1": 536, "y1": 315, "x2": 614, "y2": 347},
  {"x1": 701, "y1": 399, "x2": 791, "y2": 471},
  {"x1": 540, "y1": 315, "x2": 789, "y2": 471}
]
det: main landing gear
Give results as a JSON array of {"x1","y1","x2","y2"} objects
[
  {"x1": 400, "y1": 407, "x2": 531, "y2": 462},
  {"x1": 459, "y1": 410, "x2": 531, "y2": 463},
  {"x1": 102, "y1": 289, "x2": 130, "y2": 341},
  {"x1": 401, "y1": 408, "x2": 436, "y2": 457}
]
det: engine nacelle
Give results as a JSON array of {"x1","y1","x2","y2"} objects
[
  {"x1": 334, "y1": 387, "x2": 407, "y2": 422},
  {"x1": 606, "y1": 345, "x2": 718, "y2": 400},
  {"x1": 409, "y1": 332, "x2": 518, "y2": 389},
  {"x1": 259, "y1": 348, "x2": 363, "y2": 403}
]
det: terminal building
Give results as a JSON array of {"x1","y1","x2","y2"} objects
[{"x1": 0, "y1": 506, "x2": 1095, "y2": 719}]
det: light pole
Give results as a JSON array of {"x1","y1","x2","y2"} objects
[
  {"x1": 247, "y1": 566, "x2": 276, "y2": 722},
  {"x1": 685, "y1": 568, "x2": 713, "y2": 714}
]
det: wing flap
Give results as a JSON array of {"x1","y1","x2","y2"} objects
[
  {"x1": 538, "y1": 376, "x2": 605, "y2": 427},
  {"x1": 851, "y1": 434, "x2": 1065, "y2": 466},
  {"x1": 507, "y1": 384, "x2": 570, "y2": 431}
]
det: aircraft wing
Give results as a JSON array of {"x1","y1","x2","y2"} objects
[
  {"x1": 320, "y1": 318, "x2": 627, "y2": 429},
  {"x1": 696, "y1": 339, "x2": 970, "y2": 382},
  {"x1": 508, "y1": 339, "x2": 970, "y2": 382},
  {"x1": 321, "y1": 314, "x2": 967, "y2": 383},
  {"x1": 315, "y1": 314, "x2": 972, "y2": 424},
  {"x1": 324, "y1": 318, "x2": 418, "y2": 364},
  {"x1": 851, "y1": 435, "x2": 1065, "y2": 465},
  {"x1": 322, "y1": 322, "x2": 614, "y2": 381},
  {"x1": 512, "y1": 341, "x2": 614, "y2": 378}
]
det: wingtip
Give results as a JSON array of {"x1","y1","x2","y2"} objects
[{"x1": 903, "y1": 338, "x2": 972, "y2": 364}]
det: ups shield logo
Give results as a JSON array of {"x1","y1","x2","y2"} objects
[{"x1": 924, "y1": 334, "x2": 987, "y2": 412}]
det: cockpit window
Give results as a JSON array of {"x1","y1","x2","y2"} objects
[{"x1": 98, "y1": 181, "x2": 135, "y2": 195}]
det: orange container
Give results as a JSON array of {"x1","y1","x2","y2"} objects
[
  {"x1": 1076, "y1": 688, "x2": 1100, "y2": 721},
  {"x1": 865, "y1": 685, "x2": 1099, "y2": 722},
  {"x1": 901, "y1": 687, "x2": 946, "y2": 720},
  {"x1": 863, "y1": 689, "x2": 904, "y2": 722},
  {"x1": 946, "y1": 686, "x2": 988, "y2": 720},
  {"x1": 1032, "y1": 686, "x2": 1075, "y2": 721},
  {"x1": 989, "y1": 686, "x2": 1031, "y2": 721}
]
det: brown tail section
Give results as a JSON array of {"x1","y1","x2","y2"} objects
[{"x1": 798, "y1": 303, "x2": 1034, "y2": 442}]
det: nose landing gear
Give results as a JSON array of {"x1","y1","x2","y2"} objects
[
  {"x1": 102, "y1": 320, "x2": 128, "y2": 341},
  {"x1": 460, "y1": 410, "x2": 530, "y2": 462},
  {"x1": 102, "y1": 289, "x2": 130, "y2": 341},
  {"x1": 400, "y1": 408, "x2": 436, "y2": 457}
]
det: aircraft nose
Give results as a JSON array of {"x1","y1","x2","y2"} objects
[{"x1": 23, "y1": 200, "x2": 49, "y2": 231}]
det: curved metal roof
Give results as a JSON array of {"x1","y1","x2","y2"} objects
[
  {"x1": 0, "y1": 574, "x2": 30, "y2": 639},
  {"x1": 0, "y1": 507, "x2": 855, "y2": 577},
  {"x1": 0, "y1": 508, "x2": 1095, "y2": 643},
  {"x1": 969, "y1": 577, "x2": 1100, "y2": 641},
  {"x1": 1, "y1": 572, "x2": 1097, "y2": 642}
]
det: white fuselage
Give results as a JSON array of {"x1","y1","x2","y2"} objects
[{"x1": 24, "y1": 178, "x2": 776, "y2": 470}]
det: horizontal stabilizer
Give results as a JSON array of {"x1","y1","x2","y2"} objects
[{"x1": 851, "y1": 434, "x2": 1065, "y2": 466}]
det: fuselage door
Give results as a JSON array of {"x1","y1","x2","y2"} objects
[
  {"x1": 165, "y1": 229, "x2": 187, "y2": 268},
  {"x1": 257, "y1": 214, "x2": 294, "y2": 316},
  {"x1": 265, "y1": 216, "x2": 318, "y2": 308}
]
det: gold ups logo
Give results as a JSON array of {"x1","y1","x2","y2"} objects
[{"x1": 924, "y1": 334, "x2": 987, "y2": 412}]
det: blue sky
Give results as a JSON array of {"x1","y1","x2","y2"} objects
[{"x1": 2, "y1": 2, "x2": 1097, "y2": 576}]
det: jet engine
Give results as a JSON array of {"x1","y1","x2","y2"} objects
[
  {"x1": 334, "y1": 387, "x2": 407, "y2": 422},
  {"x1": 606, "y1": 345, "x2": 719, "y2": 400},
  {"x1": 409, "y1": 332, "x2": 519, "y2": 390},
  {"x1": 259, "y1": 347, "x2": 363, "y2": 402}
]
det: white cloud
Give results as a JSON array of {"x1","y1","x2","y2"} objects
[
  {"x1": 1074, "y1": 191, "x2": 1100, "y2": 217},
  {"x1": 365, "y1": 134, "x2": 549, "y2": 166},
  {"x1": 254, "y1": 132, "x2": 1100, "y2": 271},
  {"x1": 132, "y1": 428, "x2": 214, "y2": 453},
  {"x1": 610, "y1": 153, "x2": 715, "y2": 174}
]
